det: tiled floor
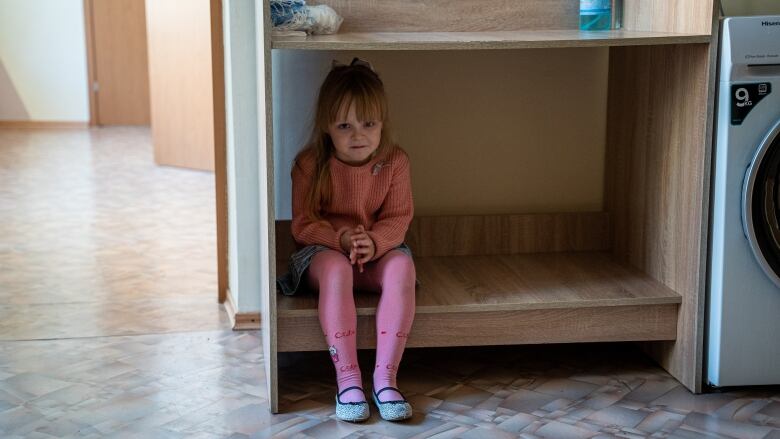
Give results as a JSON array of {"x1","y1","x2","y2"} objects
[
  {"x1": 278, "y1": 345, "x2": 780, "y2": 439},
  {"x1": 0, "y1": 127, "x2": 227, "y2": 340},
  {"x1": 1, "y1": 127, "x2": 779, "y2": 438}
]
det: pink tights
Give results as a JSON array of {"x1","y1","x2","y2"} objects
[{"x1": 307, "y1": 249, "x2": 416, "y2": 403}]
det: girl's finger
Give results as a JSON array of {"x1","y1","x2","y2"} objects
[
  {"x1": 358, "y1": 261, "x2": 364, "y2": 273},
  {"x1": 349, "y1": 248, "x2": 357, "y2": 264},
  {"x1": 355, "y1": 249, "x2": 374, "y2": 262},
  {"x1": 350, "y1": 232, "x2": 368, "y2": 243},
  {"x1": 352, "y1": 238, "x2": 372, "y2": 248},
  {"x1": 353, "y1": 246, "x2": 372, "y2": 255}
]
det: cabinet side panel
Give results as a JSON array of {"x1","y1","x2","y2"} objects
[
  {"x1": 308, "y1": 0, "x2": 579, "y2": 32},
  {"x1": 257, "y1": 0, "x2": 278, "y2": 413},
  {"x1": 606, "y1": 42, "x2": 714, "y2": 392},
  {"x1": 622, "y1": 0, "x2": 714, "y2": 34}
]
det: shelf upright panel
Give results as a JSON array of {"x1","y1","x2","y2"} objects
[{"x1": 258, "y1": 0, "x2": 279, "y2": 413}]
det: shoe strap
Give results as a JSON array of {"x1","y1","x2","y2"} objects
[
  {"x1": 374, "y1": 386, "x2": 407, "y2": 403},
  {"x1": 337, "y1": 386, "x2": 366, "y2": 405}
]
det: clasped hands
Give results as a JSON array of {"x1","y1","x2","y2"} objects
[{"x1": 339, "y1": 224, "x2": 375, "y2": 273}]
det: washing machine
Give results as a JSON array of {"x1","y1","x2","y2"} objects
[{"x1": 708, "y1": 15, "x2": 780, "y2": 387}]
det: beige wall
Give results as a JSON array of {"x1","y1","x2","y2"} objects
[
  {"x1": 721, "y1": 0, "x2": 780, "y2": 15},
  {"x1": 274, "y1": 48, "x2": 609, "y2": 218}
]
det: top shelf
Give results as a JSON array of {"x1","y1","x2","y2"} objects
[{"x1": 271, "y1": 29, "x2": 711, "y2": 51}]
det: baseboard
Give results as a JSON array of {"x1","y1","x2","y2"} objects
[
  {"x1": 224, "y1": 287, "x2": 261, "y2": 330},
  {"x1": 0, "y1": 120, "x2": 89, "y2": 129},
  {"x1": 235, "y1": 311, "x2": 261, "y2": 330}
]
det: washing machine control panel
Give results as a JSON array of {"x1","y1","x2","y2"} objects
[
  {"x1": 731, "y1": 82, "x2": 772, "y2": 125},
  {"x1": 723, "y1": 16, "x2": 780, "y2": 68}
]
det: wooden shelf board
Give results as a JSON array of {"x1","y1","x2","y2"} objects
[
  {"x1": 277, "y1": 251, "x2": 681, "y2": 317},
  {"x1": 276, "y1": 251, "x2": 680, "y2": 351},
  {"x1": 272, "y1": 30, "x2": 710, "y2": 51},
  {"x1": 278, "y1": 304, "x2": 678, "y2": 351}
]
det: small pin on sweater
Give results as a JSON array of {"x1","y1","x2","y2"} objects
[{"x1": 372, "y1": 162, "x2": 387, "y2": 175}]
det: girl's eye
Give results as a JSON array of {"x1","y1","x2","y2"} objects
[
  {"x1": 365, "y1": 121, "x2": 376, "y2": 128},
  {"x1": 337, "y1": 123, "x2": 350, "y2": 129}
]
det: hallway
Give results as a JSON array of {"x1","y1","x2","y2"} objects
[
  {"x1": 0, "y1": 128, "x2": 779, "y2": 438},
  {"x1": 0, "y1": 127, "x2": 227, "y2": 339}
]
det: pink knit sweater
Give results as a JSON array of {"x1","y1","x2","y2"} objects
[{"x1": 291, "y1": 146, "x2": 414, "y2": 261}]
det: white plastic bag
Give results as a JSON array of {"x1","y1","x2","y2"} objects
[{"x1": 304, "y1": 5, "x2": 343, "y2": 35}]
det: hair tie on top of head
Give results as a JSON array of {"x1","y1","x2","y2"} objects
[
  {"x1": 331, "y1": 57, "x2": 375, "y2": 71},
  {"x1": 350, "y1": 57, "x2": 373, "y2": 69}
]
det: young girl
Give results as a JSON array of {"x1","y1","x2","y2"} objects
[{"x1": 277, "y1": 58, "x2": 416, "y2": 422}]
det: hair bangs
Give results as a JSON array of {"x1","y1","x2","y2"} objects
[{"x1": 328, "y1": 81, "x2": 386, "y2": 125}]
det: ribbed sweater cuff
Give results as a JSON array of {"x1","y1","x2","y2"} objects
[
  {"x1": 366, "y1": 231, "x2": 392, "y2": 261},
  {"x1": 334, "y1": 226, "x2": 351, "y2": 253}
]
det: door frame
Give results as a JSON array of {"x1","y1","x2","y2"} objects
[
  {"x1": 82, "y1": 0, "x2": 98, "y2": 127},
  {"x1": 210, "y1": 0, "x2": 228, "y2": 304},
  {"x1": 82, "y1": 0, "x2": 229, "y2": 304}
]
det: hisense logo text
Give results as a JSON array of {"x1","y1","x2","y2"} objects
[{"x1": 762, "y1": 21, "x2": 780, "y2": 26}]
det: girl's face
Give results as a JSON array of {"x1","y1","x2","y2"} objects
[{"x1": 327, "y1": 103, "x2": 382, "y2": 166}]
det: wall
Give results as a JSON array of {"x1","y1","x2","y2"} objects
[
  {"x1": 0, "y1": 0, "x2": 89, "y2": 122},
  {"x1": 224, "y1": 0, "x2": 262, "y2": 313},
  {"x1": 273, "y1": 49, "x2": 609, "y2": 219},
  {"x1": 721, "y1": 0, "x2": 780, "y2": 15}
]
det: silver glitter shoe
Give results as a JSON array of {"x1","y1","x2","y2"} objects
[
  {"x1": 335, "y1": 386, "x2": 370, "y2": 422},
  {"x1": 372, "y1": 387, "x2": 413, "y2": 421}
]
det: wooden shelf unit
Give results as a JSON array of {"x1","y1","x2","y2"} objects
[
  {"x1": 275, "y1": 213, "x2": 680, "y2": 350},
  {"x1": 257, "y1": 0, "x2": 719, "y2": 413},
  {"x1": 272, "y1": 29, "x2": 711, "y2": 51}
]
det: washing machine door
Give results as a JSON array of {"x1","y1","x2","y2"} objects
[{"x1": 743, "y1": 119, "x2": 780, "y2": 288}]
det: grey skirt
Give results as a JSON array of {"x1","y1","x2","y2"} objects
[{"x1": 276, "y1": 243, "x2": 415, "y2": 296}]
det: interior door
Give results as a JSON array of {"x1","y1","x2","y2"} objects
[
  {"x1": 88, "y1": 0, "x2": 151, "y2": 125},
  {"x1": 144, "y1": 0, "x2": 215, "y2": 171}
]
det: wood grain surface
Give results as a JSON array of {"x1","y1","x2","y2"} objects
[
  {"x1": 278, "y1": 304, "x2": 679, "y2": 351},
  {"x1": 622, "y1": 0, "x2": 714, "y2": 35},
  {"x1": 605, "y1": 42, "x2": 714, "y2": 392},
  {"x1": 272, "y1": 30, "x2": 710, "y2": 51},
  {"x1": 308, "y1": 0, "x2": 579, "y2": 32},
  {"x1": 275, "y1": 212, "x2": 610, "y2": 261},
  {"x1": 277, "y1": 251, "x2": 681, "y2": 315}
]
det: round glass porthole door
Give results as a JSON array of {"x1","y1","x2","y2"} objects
[{"x1": 743, "y1": 120, "x2": 780, "y2": 289}]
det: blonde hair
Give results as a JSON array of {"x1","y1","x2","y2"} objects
[{"x1": 295, "y1": 61, "x2": 395, "y2": 221}]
